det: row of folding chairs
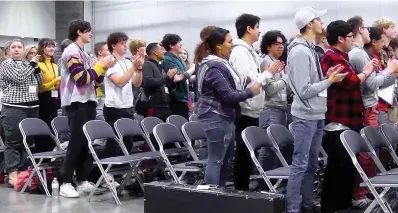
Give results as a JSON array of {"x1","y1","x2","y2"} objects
[
  {"x1": 17, "y1": 114, "x2": 207, "y2": 205},
  {"x1": 340, "y1": 124, "x2": 398, "y2": 213}
]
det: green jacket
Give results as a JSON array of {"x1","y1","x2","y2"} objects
[{"x1": 162, "y1": 52, "x2": 189, "y2": 102}]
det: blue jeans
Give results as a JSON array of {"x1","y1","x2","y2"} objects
[
  {"x1": 259, "y1": 108, "x2": 289, "y2": 171},
  {"x1": 286, "y1": 116, "x2": 324, "y2": 213},
  {"x1": 198, "y1": 112, "x2": 235, "y2": 186}
]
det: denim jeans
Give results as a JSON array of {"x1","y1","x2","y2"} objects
[
  {"x1": 286, "y1": 116, "x2": 324, "y2": 213},
  {"x1": 198, "y1": 112, "x2": 235, "y2": 186},
  {"x1": 259, "y1": 108, "x2": 289, "y2": 171}
]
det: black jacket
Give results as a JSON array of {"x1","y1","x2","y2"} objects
[{"x1": 142, "y1": 58, "x2": 171, "y2": 108}]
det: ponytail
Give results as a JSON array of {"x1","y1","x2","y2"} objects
[{"x1": 194, "y1": 41, "x2": 210, "y2": 64}]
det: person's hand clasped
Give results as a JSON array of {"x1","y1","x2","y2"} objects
[{"x1": 327, "y1": 64, "x2": 347, "y2": 83}]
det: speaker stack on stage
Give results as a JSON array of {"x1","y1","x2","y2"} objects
[{"x1": 144, "y1": 182, "x2": 285, "y2": 213}]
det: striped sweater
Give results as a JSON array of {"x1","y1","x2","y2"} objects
[{"x1": 60, "y1": 43, "x2": 106, "y2": 107}]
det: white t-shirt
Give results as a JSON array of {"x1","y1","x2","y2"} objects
[{"x1": 104, "y1": 58, "x2": 134, "y2": 108}]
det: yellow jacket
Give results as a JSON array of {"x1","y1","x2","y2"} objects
[{"x1": 38, "y1": 57, "x2": 59, "y2": 93}]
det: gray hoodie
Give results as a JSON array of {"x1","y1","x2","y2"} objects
[
  {"x1": 260, "y1": 55, "x2": 290, "y2": 108},
  {"x1": 287, "y1": 37, "x2": 331, "y2": 120},
  {"x1": 348, "y1": 45, "x2": 395, "y2": 108}
]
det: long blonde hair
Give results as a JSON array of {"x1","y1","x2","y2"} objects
[{"x1": 181, "y1": 47, "x2": 190, "y2": 69}]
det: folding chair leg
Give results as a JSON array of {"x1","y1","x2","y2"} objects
[
  {"x1": 364, "y1": 188, "x2": 392, "y2": 213},
  {"x1": 87, "y1": 170, "x2": 105, "y2": 202},
  {"x1": 20, "y1": 169, "x2": 35, "y2": 194},
  {"x1": 99, "y1": 164, "x2": 122, "y2": 206},
  {"x1": 133, "y1": 167, "x2": 145, "y2": 192},
  {"x1": 31, "y1": 161, "x2": 50, "y2": 196},
  {"x1": 117, "y1": 168, "x2": 133, "y2": 195}
]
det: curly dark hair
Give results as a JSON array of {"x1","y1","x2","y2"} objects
[
  {"x1": 162, "y1": 34, "x2": 182, "y2": 51},
  {"x1": 68, "y1": 19, "x2": 91, "y2": 41},
  {"x1": 107, "y1": 32, "x2": 128, "y2": 53},
  {"x1": 260, "y1": 30, "x2": 286, "y2": 55}
]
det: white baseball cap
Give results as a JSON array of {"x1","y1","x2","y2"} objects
[{"x1": 294, "y1": 7, "x2": 327, "y2": 30}]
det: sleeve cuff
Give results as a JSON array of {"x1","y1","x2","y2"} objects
[{"x1": 93, "y1": 64, "x2": 106, "y2": 76}]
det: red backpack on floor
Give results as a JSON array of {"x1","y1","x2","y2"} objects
[{"x1": 14, "y1": 167, "x2": 55, "y2": 193}]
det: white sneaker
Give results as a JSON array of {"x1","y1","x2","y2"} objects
[
  {"x1": 77, "y1": 181, "x2": 95, "y2": 194},
  {"x1": 352, "y1": 198, "x2": 372, "y2": 209},
  {"x1": 60, "y1": 183, "x2": 79, "y2": 198},
  {"x1": 103, "y1": 174, "x2": 120, "y2": 189}
]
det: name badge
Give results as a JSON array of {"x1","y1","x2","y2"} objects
[
  {"x1": 28, "y1": 86, "x2": 36, "y2": 93},
  {"x1": 318, "y1": 89, "x2": 327, "y2": 98},
  {"x1": 281, "y1": 94, "x2": 287, "y2": 101},
  {"x1": 164, "y1": 87, "x2": 169, "y2": 94},
  {"x1": 51, "y1": 90, "x2": 58, "y2": 98}
]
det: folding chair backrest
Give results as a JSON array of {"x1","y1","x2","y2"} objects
[
  {"x1": 361, "y1": 126, "x2": 390, "y2": 149},
  {"x1": 340, "y1": 130, "x2": 372, "y2": 155},
  {"x1": 114, "y1": 118, "x2": 144, "y2": 138},
  {"x1": 189, "y1": 114, "x2": 199, "y2": 122},
  {"x1": 267, "y1": 124, "x2": 294, "y2": 148},
  {"x1": 242, "y1": 126, "x2": 273, "y2": 150},
  {"x1": 20, "y1": 118, "x2": 53, "y2": 137},
  {"x1": 153, "y1": 123, "x2": 186, "y2": 146},
  {"x1": 166, "y1": 115, "x2": 188, "y2": 130},
  {"x1": 51, "y1": 116, "x2": 70, "y2": 136},
  {"x1": 141, "y1": 117, "x2": 164, "y2": 136},
  {"x1": 181, "y1": 121, "x2": 206, "y2": 142},
  {"x1": 379, "y1": 123, "x2": 398, "y2": 146},
  {"x1": 134, "y1": 113, "x2": 144, "y2": 124},
  {"x1": 83, "y1": 120, "x2": 116, "y2": 141}
]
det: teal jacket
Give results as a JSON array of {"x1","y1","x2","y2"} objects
[{"x1": 162, "y1": 52, "x2": 189, "y2": 102}]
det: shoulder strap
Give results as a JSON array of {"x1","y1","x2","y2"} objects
[{"x1": 232, "y1": 44, "x2": 260, "y2": 73}]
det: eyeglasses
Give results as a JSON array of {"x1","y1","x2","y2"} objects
[
  {"x1": 28, "y1": 52, "x2": 37, "y2": 56},
  {"x1": 273, "y1": 42, "x2": 285, "y2": 46}
]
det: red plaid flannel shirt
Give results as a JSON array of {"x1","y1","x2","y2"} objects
[{"x1": 320, "y1": 47, "x2": 364, "y2": 129}]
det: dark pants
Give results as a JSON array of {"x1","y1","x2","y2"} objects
[
  {"x1": 102, "y1": 106, "x2": 135, "y2": 158},
  {"x1": 36, "y1": 91, "x2": 59, "y2": 153},
  {"x1": 146, "y1": 107, "x2": 171, "y2": 122},
  {"x1": 170, "y1": 100, "x2": 189, "y2": 120},
  {"x1": 1, "y1": 106, "x2": 38, "y2": 173},
  {"x1": 62, "y1": 101, "x2": 96, "y2": 183},
  {"x1": 321, "y1": 130, "x2": 357, "y2": 213},
  {"x1": 233, "y1": 115, "x2": 259, "y2": 191}
]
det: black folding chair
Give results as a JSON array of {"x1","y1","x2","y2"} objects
[
  {"x1": 379, "y1": 124, "x2": 398, "y2": 166},
  {"x1": 167, "y1": 115, "x2": 188, "y2": 131},
  {"x1": 153, "y1": 123, "x2": 204, "y2": 184},
  {"x1": 141, "y1": 117, "x2": 188, "y2": 154},
  {"x1": 51, "y1": 116, "x2": 69, "y2": 147},
  {"x1": 134, "y1": 113, "x2": 144, "y2": 125},
  {"x1": 189, "y1": 114, "x2": 199, "y2": 122},
  {"x1": 181, "y1": 121, "x2": 207, "y2": 160},
  {"x1": 19, "y1": 118, "x2": 66, "y2": 196},
  {"x1": 242, "y1": 126, "x2": 290, "y2": 192},
  {"x1": 341, "y1": 130, "x2": 398, "y2": 213},
  {"x1": 83, "y1": 120, "x2": 158, "y2": 205},
  {"x1": 113, "y1": 118, "x2": 163, "y2": 192}
]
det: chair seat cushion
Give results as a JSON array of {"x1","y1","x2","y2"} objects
[
  {"x1": 169, "y1": 161, "x2": 203, "y2": 171},
  {"x1": 164, "y1": 147, "x2": 189, "y2": 156},
  {"x1": 100, "y1": 151, "x2": 160, "y2": 165},
  {"x1": 265, "y1": 166, "x2": 290, "y2": 178},
  {"x1": 361, "y1": 174, "x2": 398, "y2": 186},
  {"x1": 32, "y1": 151, "x2": 66, "y2": 159}
]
